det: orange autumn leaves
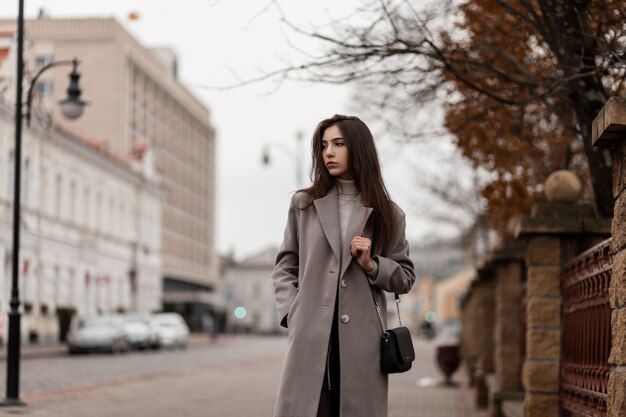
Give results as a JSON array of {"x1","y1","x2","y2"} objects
[{"x1": 440, "y1": 0, "x2": 624, "y2": 235}]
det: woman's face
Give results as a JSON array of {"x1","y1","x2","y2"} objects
[{"x1": 322, "y1": 124, "x2": 352, "y2": 180}]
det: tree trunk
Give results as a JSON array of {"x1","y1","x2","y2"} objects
[
  {"x1": 576, "y1": 108, "x2": 614, "y2": 217},
  {"x1": 539, "y1": 0, "x2": 613, "y2": 216}
]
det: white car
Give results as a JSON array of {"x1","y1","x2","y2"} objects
[
  {"x1": 122, "y1": 315, "x2": 153, "y2": 350},
  {"x1": 150, "y1": 313, "x2": 189, "y2": 349},
  {"x1": 67, "y1": 315, "x2": 128, "y2": 354}
]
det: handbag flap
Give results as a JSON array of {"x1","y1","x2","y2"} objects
[{"x1": 390, "y1": 327, "x2": 415, "y2": 362}]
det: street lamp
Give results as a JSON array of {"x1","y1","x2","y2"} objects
[
  {"x1": 1, "y1": 0, "x2": 87, "y2": 406},
  {"x1": 261, "y1": 131, "x2": 305, "y2": 188},
  {"x1": 27, "y1": 57, "x2": 88, "y2": 126}
]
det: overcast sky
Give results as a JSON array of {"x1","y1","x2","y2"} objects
[{"x1": 2, "y1": 0, "x2": 466, "y2": 260}]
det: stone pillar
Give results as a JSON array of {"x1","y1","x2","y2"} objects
[
  {"x1": 593, "y1": 97, "x2": 626, "y2": 417},
  {"x1": 488, "y1": 241, "x2": 526, "y2": 416},
  {"x1": 461, "y1": 267, "x2": 495, "y2": 408},
  {"x1": 513, "y1": 203, "x2": 611, "y2": 417},
  {"x1": 460, "y1": 282, "x2": 480, "y2": 386}
]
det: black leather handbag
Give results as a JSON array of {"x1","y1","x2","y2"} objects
[{"x1": 370, "y1": 287, "x2": 416, "y2": 374}]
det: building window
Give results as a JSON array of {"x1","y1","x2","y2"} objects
[
  {"x1": 69, "y1": 180, "x2": 77, "y2": 221},
  {"x1": 53, "y1": 265, "x2": 60, "y2": 309},
  {"x1": 41, "y1": 167, "x2": 47, "y2": 210},
  {"x1": 133, "y1": 205, "x2": 139, "y2": 239},
  {"x1": 22, "y1": 158, "x2": 30, "y2": 206},
  {"x1": 68, "y1": 269, "x2": 75, "y2": 306},
  {"x1": 34, "y1": 80, "x2": 53, "y2": 97},
  {"x1": 55, "y1": 173, "x2": 62, "y2": 217},
  {"x1": 83, "y1": 187, "x2": 90, "y2": 227},
  {"x1": 107, "y1": 276, "x2": 113, "y2": 311},
  {"x1": 84, "y1": 272, "x2": 91, "y2": 315},
  {"x1": 96, "y1": 192, "x2": 102, "y2": 230},
  {"x1": 118, "y1": 276, "x2": 125, "y2": 309},
  {"x1": 119, "y1": 203, "x2": 125, "y2": 235},
  {"x1": 6, "y1": 150, "x2": 14, "y2": 199},
  {"x1": 109, "y1": 198, "x2": 115, "y2": 233},
  {"x1": 35, "y1": 54, "x2": 53, "y2": 68},
  {"x1": 21, "y1": 260, "x2": 30, "y2": 304}
]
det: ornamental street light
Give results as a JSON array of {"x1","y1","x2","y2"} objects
[
  {"x1": 1, "y1": 0, "x2": 87, "y2": 406},
  {"x1": 27, "y1": 57, "x2": 88, "y2": 126}
]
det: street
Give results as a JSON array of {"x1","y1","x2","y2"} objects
[{"x1": 0, "y1": 335, "x2": 486, "y2": 416}]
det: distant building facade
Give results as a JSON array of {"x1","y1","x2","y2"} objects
[
  {"x1": 411, "y1": 239, "x2": 467, "y2": 281},
  {"x1": 407, "y1": 239, "x2": 471, "y2": 333},
  {"x1": 221, "y1": 248, "x2": 283, "y2": 334},
  {"x1": 0, "y1": 16, "x2": 220, "y2": 325}
]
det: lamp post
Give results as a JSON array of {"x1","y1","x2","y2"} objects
[
  {"x1": 1, "y1": 1, "x2": 87, "y2": 406},
  {"x1": 261, "y1": 131, "x2": 305, "y2": 188}
]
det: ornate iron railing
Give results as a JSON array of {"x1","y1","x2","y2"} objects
[
  {"x1": 520, "y1": 270, "x2": 527, "y2": 388},
  {"x1": 561, "y1": 238, "x2": 612, "y2": 417}
]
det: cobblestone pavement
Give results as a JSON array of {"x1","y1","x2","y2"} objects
[{"x1": 0, "y1": 335, "x2": 487, "y2": 416}]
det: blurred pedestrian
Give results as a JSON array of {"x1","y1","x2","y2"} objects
[
  {"x1": 418, "y1": 320, "x2": 435, "y2": 340},
  {"x1": 272, "y1": 115, "x2": 416, "y2": 417},
  {"x1": 202, "y1": 313, "x2": 218, "y2": 343}
]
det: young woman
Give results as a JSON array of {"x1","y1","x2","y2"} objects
[{"x1": 272, "y1": 115, "x2": 415, "y2": 417}]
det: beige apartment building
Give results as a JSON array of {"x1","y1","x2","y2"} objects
[{"x1": 1, "y1": 16, "x2": 218, "y2": 297}]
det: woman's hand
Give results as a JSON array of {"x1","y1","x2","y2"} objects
[{"x1": 350, "y1": 235, "x2": 375, "y2": 273}]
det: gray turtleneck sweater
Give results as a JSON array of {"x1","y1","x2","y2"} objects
[
  {"x1": 336, "y1": 178, "x2": 378, "y2": 277},
  {"x1": 336, "y1": 178, "x2": 361, "y2": 250}
]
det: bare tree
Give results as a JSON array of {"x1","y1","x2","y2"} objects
[{"x1": 248, "y1": 0, "x2": 626, "y2": 220}]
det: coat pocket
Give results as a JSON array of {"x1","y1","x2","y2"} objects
[{"x1": 286, "y1": 290, "x2": 300, "y2": 329}]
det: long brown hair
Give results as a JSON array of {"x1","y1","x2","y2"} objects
[{"x1": 300, "y1": 114, "x2": 396, "y2": 249}]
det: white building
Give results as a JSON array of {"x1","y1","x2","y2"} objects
[
  {"x1": 221, "y1": 248, "x2": 284, "y2": 334},
  {"x1": 0, "y1": 97, "x2": 162, "y2": 344},
  {"x1": 0, "y1": 16, "x2": 221, "y2": 331}
]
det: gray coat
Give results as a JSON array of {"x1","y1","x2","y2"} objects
[{"x1": 272, "y1": 189, "x2": 416, "y2": 417}]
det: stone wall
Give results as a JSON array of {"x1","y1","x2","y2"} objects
[
  {"x1": 513, "y1": 203, "x2": 610, "y2": 417},
  {"x1": 593, "y1": 97, "x2": 626, "y2": 417},
  {"x1": 521, "y1": 235, "x2": 562, "y2": 416},
  {"x1": 482, "y1": 241, "x2": 526, "y2": 417},
  {"x1": 461, "y1": 268, "x2": 495, "y2": 408},
  {"x1": 462, "y1": 201, "x2": 610, "y2": 417}
]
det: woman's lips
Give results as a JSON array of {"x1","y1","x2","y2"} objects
[{"x1": 326, "y1": 161, "x2": 338, "y2": 167}]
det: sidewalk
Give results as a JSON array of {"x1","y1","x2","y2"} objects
[{"x1": 388, "y1": 338, "x2": 487, "y2": 417}]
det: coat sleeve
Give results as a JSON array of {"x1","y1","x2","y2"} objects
[
  {"x1": 368, "y1": 207, "x2": 416, "y2": 294},
  {"x1": 272, "y1": 194, "x2": 300, "y2": 328}
]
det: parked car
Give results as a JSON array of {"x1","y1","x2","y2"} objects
[
  {"x1": 67, "y1": 315, "x2": 129, "y2": 354},
  {"x1": 122, "y1": 314, "x2": 153, "y2": 350},
  {"x1": 150, "y1": 313, "x2": 189, "y2": 349}
]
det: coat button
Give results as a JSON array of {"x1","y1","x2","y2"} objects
[
  {"x1": 341, "y1": 279, "x2": 347, "y2": 288},
  {"x1": 340, "y1": 314, "x2": 350, "y2": 324}
]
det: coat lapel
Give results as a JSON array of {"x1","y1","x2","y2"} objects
[
  {"x1": 314, "y1": 192, "x2": 341, "y2": 261},
  {"x1": 340, "y1": 205, "x2": 373, "y2": 278},
  {"x1": 314, "y1": 189, "x2": 375, "y2": 276}
]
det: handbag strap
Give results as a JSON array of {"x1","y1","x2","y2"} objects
[
  {"x1": 369, "y1": 286, "x2": 403, "y2": 333},
  {"x1": 367, "y1": 227, "x2": 403, "y2": 334}
]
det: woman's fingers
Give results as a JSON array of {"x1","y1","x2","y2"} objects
[
  {"x1": 351, "y1": 236, "x2": 371, "y2": 246},
  {"x1": 350, "y1": 237, "x2": 371, "y2": 258}
]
